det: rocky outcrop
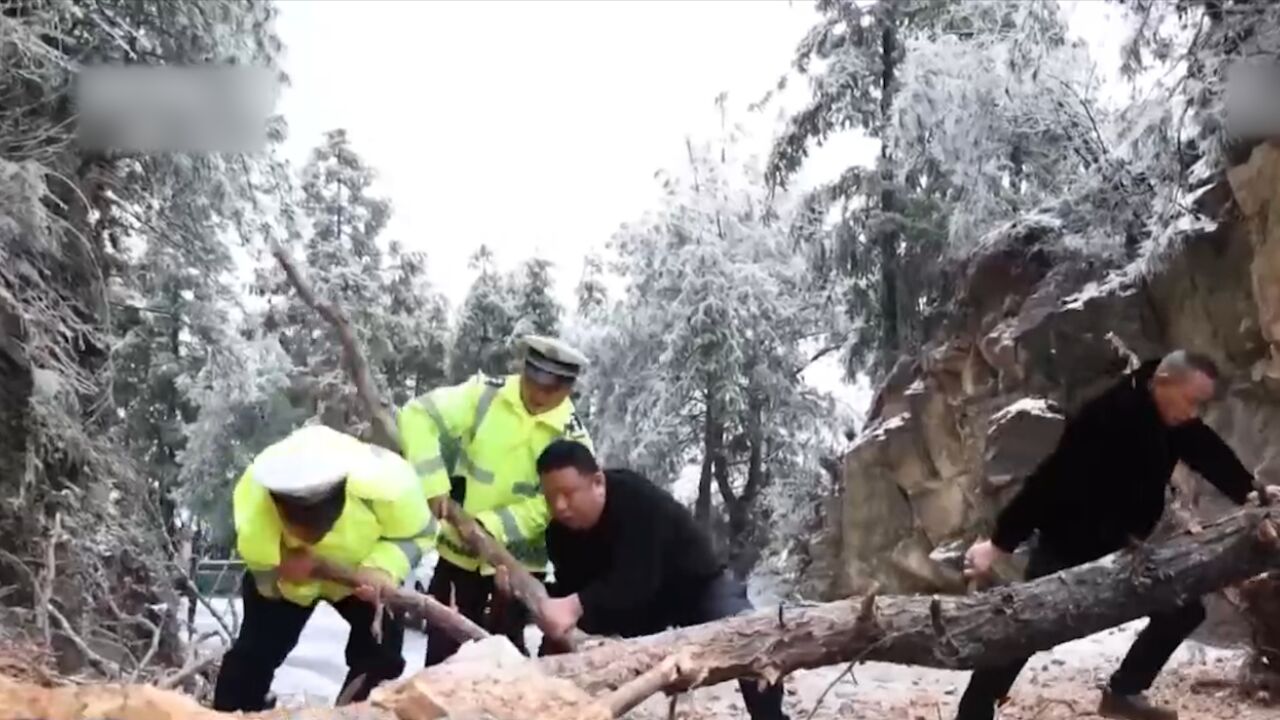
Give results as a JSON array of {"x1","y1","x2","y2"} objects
[{"x1": 822, "y1": 141, "x2": 1280, "y2": 601}]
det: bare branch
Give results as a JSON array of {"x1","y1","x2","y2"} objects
[
  {"x1": 47, "y1": 603, "x2": 121, "y2": 677},
  {"x1": 600, "y1": 654, "x2": 687, "y2": 718},
  {"x1": 157, "y1": 641, "x2": 226, "y2": 690},
  {"x1": 269, "y1": 240, "x2": 399, "y2": 451}
]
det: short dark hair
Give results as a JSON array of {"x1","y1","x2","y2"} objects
[{"x1": 537, "y1": 439, "x2": 599, "y2": 476}]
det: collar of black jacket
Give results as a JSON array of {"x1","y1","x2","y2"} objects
[
  {"x1": 1128, "y1": 358, "x2": 1165, "y2": 424},
  {"x1": 1130, "y1": 358, "x2": 1161, "y2": 387}
]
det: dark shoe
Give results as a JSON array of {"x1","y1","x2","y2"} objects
[{"x1": 1098, "y1": 689, "x2": 1177, "y2": 720}]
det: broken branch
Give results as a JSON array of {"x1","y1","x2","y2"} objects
[
  {"x1": 599, "y1": 654, "x2": 686, "y2": 718},
  {"x1": 309, "y1": 557, "x2": 489, "y2": 643},
  {"x1": 268, "y1": 241, "x2": 398, "y2": 452},
  {"x1": 157, "y1": 642, "x2": 226, "y2": 690}
]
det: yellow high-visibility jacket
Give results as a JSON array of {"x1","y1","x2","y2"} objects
[
  {"x1": 233, "y1": 434, "x2": 438, "y2": 607},
  {"x1": 398, "y1": 373, "x2": 593, "y2": 574}
]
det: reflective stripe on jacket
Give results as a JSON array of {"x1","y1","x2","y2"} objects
[
  {"x1": 234, "y1": 431, "x2": 438, "y2": 607},
  {"x1": 397, "y1": 373, "x2": 593, "y2": 574}
]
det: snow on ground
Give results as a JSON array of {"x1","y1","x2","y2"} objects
[{"x1": 193, "y1": 585, "x2": 1249, "y2": 717}]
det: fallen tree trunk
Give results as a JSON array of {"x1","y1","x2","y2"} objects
[
  {"x1": 3, "y1": 508, "x2": 1277, "y2": 719},
  {"x1": 539, "y1": 507, "x2": 1280, "y2": 694}
]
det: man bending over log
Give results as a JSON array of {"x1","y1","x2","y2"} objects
[
  {"x1": 960, "y1": 350, "x2": 1280, "y2": 720},
  {"x1": 212, "y1": 425, "x2": 437, "y2": 711},
  {"x1": 398, "y1": 335, "x2": 594, "y2": 665},
  {"x1": 502, "y1": 439, "x2": 790, "y2": 720}
]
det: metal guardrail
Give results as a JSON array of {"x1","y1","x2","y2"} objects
[{"x1": 193, "y1": 559, "x2": 245, "y2": 597}]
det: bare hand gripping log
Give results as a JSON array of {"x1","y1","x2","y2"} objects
[{"x1": 6, "y1": 507, "x2": 1278, "y2": 719}]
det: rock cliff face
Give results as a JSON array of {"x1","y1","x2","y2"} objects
[{"x1": 818, "y1": 142, "x2": 1280, "y2": 604}]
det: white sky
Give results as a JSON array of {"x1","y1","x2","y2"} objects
[
  {"x1": 272, "y1": 0, "x2": 868, "y2": 308},
  {"x1": 273, "y1": 0, "x2": 1128, "y2": 304},
  {"x1": 270, "y1": 0, "x2": 1130, "y2": 416}
]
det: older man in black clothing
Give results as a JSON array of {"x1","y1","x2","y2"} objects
[
  {"x1": 510, "y1": 439, "x2": 789, "y2": 720},
  {"x1": 959, "y1": 350, "x2": 1277, "y2": 720}
]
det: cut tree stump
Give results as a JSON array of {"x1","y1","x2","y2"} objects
[{"x1": 3, "y1": 508, "x2": 1278, "y2": 720}]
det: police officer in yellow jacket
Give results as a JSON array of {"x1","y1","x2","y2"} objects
[
  {"x1": 212, "y1": 425, "x2": 438, "y2": 711},
  {"x1": 398, "y1": 335, "x2": 593, "y2": 666}
]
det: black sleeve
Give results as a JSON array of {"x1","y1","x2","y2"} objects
[
  {"x1": 991, "y1": 461, "x2": 1053, "y2": 553},
  {"x1": 1173, "y1": 420, "x2": 1253, "y2": 505},
  {"x1": 990, "y1": 400, "x2": 1107, "y2": 552},
  {"x1": 544, "y1": 527, "x2": 578, "y2": 599},
  {"x1": 575, "y1": 510, "x2": 668, "y2": 623}
]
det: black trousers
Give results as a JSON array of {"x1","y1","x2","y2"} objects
[
  {"x1": 422, "y1": 558, "x2": 538, "y2": 667},
  {"x1": 540, "y1": 573, "x2": 789, "y2": 720},
  {"x1": 212, "y1": 572, "x2": 406, "y2": 711},
  {"x1": 954, "y1": 548, "x2": 1207, "y2": 720}
]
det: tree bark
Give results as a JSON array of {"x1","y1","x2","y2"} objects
[
  {"x1": 694, "y1": 390, "x2": 714, "y2": 527},
  {"x1": 875, "y1": 7, "x2": 902, "y2": 365}
]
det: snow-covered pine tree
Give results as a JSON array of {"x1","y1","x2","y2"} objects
[
  {"x1": 575, "y1": 253, "x2": 609, "y2": 319},
  {"x1": 769, "y1": 0, "x2": 1077, "y2": 377},
  {"x1": 888, "y1": 1, "x2": 1108, "y2": 250},
  {"x1": 0, "y1": 0, "x2": 285, "y2": 681},
  {"x1": 508, "y1": 256, "x2": 563, "y2": 340},
  {"x1": 580, "y1": 124, "x2": 841, "y2": 580},
  {"x1": 1114, "y1": 0, "x2": 1280, "y2": 263},
  {"x1": 177, "y1": 334, "x2": 301, "y2": 548},
  {"x1": 450, "y1": 245, "x2": 519, "y2": 381},
  {"x1": 290, "y1": 128, "x2": 396, "y2": 434},
  {"x1": 381, "y1": 241, "x2": 451, "y2": 406}
]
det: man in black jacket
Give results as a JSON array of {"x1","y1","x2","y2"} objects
[
  {"x1": 506, "y1": 439, "x2": 789, "y2": 720},
  {"x1": 958, "y1": 350, "x2": 1276, "y2": 720}
]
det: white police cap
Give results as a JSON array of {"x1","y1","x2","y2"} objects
[
  {"x1": 518, "y1": 335, "x2": 588, "y2": 382},
  {"x1": 252, "y1": 425, "x2": 360, "y2": 503}
]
